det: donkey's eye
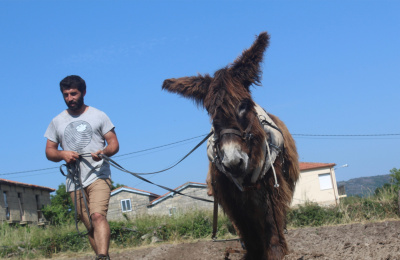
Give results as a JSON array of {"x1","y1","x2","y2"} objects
[{"x1": 237, "y1": 100, "x2": 249, "y2": 118}]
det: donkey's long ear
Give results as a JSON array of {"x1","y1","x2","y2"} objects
[
  {"x1": 230, "y1": 32, "x2": 270, "y2": 91},
  {"x1": 162, "y1": 74, "x2": 212, "y2": 107}
]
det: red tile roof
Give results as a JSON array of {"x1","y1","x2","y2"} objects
[
  {"x1": 299, "y1": 162, "x2": 336, "y2": 171},
  {"x1": 0, "y1": 178, "x2": 55, "y2": 192},
  {"x1": 112, "y1": 185, "x2": 159, "y2": 197}
]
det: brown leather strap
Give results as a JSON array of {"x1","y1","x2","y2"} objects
[{"x1": 212, "y1": 197, "x2": 218, "y2": 240}]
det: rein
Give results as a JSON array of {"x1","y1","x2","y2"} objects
[
  {"x1": 100, "y1": 154, "x2": 213, "y2": 203},
  {"x1": 60, "y1": 157, "x2": 93, "y2": 236},
  {"x1": 60, "y1": 132, "x2": 214, "y2": 235}
]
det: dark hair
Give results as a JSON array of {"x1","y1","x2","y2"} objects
[{"x1": 60, "y1": 75, "x2": 86, "y2": 93}]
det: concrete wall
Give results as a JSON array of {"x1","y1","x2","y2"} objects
[
  {"x1": 292, "y1": 167, "x2": 339, "y2": 207},
  {"x1": 0, "y1": 183, "x2": 52, "y2": 224}
]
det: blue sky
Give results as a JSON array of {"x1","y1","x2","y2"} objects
[{"x1": 1, "y1": 1, "x2": 399, "y2": 195}]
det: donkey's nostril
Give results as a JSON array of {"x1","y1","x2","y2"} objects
[{"x1": 237, "y1": 159, "x2": 243, "y2": 167}]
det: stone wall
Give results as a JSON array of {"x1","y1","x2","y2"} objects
[
  {"x1": 107, "y1": 184, "x2": 215, "y2": 220},
  {"x1": 108, "y1": 191, "x2": 154, "y2": 221},
  {"x1": 0, "y1": 183, "x2": 52, "y2": 224},
  {"x1": 148, "y1": 185, "x2": 214, "y2": 216}
]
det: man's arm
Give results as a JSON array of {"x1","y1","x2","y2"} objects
[
  {"x1": 92, "y1": 129, "x2": 120, "y2": 161},
  {"x1": 45, "y1": 139, "x2": 80, "y2": 164}
]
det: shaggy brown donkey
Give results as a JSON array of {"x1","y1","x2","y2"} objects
[{"x1": 162, "y1": 32, "x2": 299, "y2": 260}]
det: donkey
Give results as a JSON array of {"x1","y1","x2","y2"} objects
[{"x1": 162, "y1": 32, "x2": 299, "y2": 260}]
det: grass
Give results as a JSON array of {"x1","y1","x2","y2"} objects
[
  {"x1": 1, "y1": 187, "x2": 400, "y2": 259},
  {"x1": 0, "y1": 210, "x2": 234, "y2": 259},
  {"x1": 287, "y1": 185, "x2": 399, "y2": 228}
]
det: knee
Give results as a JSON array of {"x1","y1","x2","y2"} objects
[{"x1": 91, "y1": 212, "x2": 106, "y2": 224}]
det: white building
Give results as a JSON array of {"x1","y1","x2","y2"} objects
[{"x1": 107, "y1": 162, "x2": 345, "y2": 220}]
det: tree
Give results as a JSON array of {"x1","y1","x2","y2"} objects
[
  {"x1": 387, "y1": 168, "x2": 400, "y2": 215},
  {"x1": 389, "y1": 168, "x2": 400, "y2": 188},
  {"x1": 42, "y1": 180, "x2": 125, "y2": 225},
  {"x1": 42, "y1": 183, "x2": 75, "y2": 225},
  {"x1": 111, "y1": 180, "x2": 124, "y2": 190}
]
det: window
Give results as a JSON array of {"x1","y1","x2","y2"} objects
[
  {"x1": 318, "y1": 173, "x2": 333, "y2": 190},
  {"x1": 3, "y1": 191, "x2": 10, "y2": 220},
  {"x1": 120, "y1": 199, "x2": 132, "y2": 212},
  {"x1": 36, "y1": 195, "x2": 43, "y2": 221},
  {"x1": 18, "y1": 193, "x2": 25, "y2": 220},
  {"x1": 169, "y1": 207, "x2": 177, "y2": 216}
]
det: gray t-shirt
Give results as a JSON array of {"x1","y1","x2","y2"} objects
[{"x1": 44, "y1": 106, "x2": 115, "y2": 192}]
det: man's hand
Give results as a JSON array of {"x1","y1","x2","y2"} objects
[
  {"x1": 46, "y1": 139, "x2": 80, "y2": 164},
  {"x1": 62, "y1": 151, "x2": 80, "y2": 164},
  {"x1": 92, "y1": 150, "x2": 104, "y2": 162},
  {"x1": 91, "y1": 129, "x2": 120, "y2": 162}
]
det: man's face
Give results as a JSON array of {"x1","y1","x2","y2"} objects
[{"x1": 62, "y1": 87, "x2": 85, "y2": 111}]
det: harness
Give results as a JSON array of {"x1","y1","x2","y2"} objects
[{"x1": 207, "y1": 103, "x2": 284, "y2": 191}]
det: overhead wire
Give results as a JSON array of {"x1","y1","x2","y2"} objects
[{"x1": 0, "y1": 132, "x2": 399, "y2": 178}]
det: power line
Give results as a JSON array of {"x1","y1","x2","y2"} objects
[
  {"x1": 114, "y1": 133, "x2": 209, "y2": 158},
  {"x1": 0, "y1": 132, "x2": 398, "y2": 177},
  {"x1": 293, "y1": 134, "x2": 400, "y2": 137},
  {"x1": 0, "y1": 167, "x2": 59, "y2": 176},
  {"x1": 0, "y1": 134, "x2": 209, "y2": 176}
]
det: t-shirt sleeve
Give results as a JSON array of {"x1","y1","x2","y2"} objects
[
  {"x1": 100, "y1": 112, "x2": 115, "y2": 136},
  {"x1": 44, "y1": 120, "x2": 59, "y2": 143}
]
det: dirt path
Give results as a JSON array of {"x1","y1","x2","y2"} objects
[{"x1": 67, "y1": 220, "x2": 400, "y2": 260}]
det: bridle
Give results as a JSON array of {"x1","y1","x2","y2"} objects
[{"x1": 210, "y1": 98, "x2": 259, "y2": 191}]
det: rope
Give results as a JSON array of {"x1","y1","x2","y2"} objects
[
  {"x1": 60, "y1": 158, "x2": 93, "y2": 236},
  {"x1": 100, "y1": 154, "x2": 213, "y2": 203}
]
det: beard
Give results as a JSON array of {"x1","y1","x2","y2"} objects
[{"x1": 66, "y1": 95, "x2": 84, "y2": 111}]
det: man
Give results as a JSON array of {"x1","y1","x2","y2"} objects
[{"x1": 45, "y1": 75, "x2": 119, "y2": 260}]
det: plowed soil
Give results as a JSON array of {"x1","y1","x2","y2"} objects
[{"x1": 68, "y1": 220, "x2": 400, "y2": 260}]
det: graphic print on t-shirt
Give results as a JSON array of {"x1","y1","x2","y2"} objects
[{"x1": 64, "y1": 120, "x2": 93, "y2": 152}]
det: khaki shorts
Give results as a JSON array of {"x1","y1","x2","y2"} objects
[{"x1": 70, "y1": 178, "x2": 112, "y2": 226}]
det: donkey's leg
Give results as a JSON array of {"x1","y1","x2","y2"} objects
[{"x1": 264, "y1": 191, "x2": 288, "y2": 259}]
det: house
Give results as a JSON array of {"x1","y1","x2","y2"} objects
[
  {"x1": 292, "y1": 162, "x2": 345, "y2": 207},
  {"x1": 0, "y1": 178, "x2": 55, "y2": 225},
  {"x1": 148, "y1": 182, "x2": 212, "y2": 216},
  {"x1": 107, "y1": 162, "x2": 344, "y2": 220},
  {"x1": 107, "y1": 182, "x2": 213, "y2": 220},
  {"x1": 108, "y1": 186, "x2": 159, "y2": 221}
]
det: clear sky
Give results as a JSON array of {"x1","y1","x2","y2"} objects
[{"x1": 1, "y1": 0, "x2": 399, "y2": 196}]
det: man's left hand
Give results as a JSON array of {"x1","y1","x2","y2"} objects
[{"x1": 92, "y1": 150, "x2": 104, "y2": 161}]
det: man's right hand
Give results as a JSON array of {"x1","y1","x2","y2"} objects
[{"x1": 62, "y1": 151, "x2": 80, "y2": 164}]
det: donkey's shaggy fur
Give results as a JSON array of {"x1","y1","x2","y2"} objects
[{"x1": 162, "y1": 32, "x2": 299, "y2": 259}]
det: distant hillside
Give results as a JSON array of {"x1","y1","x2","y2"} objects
[{"x1": 338, "y1": 174, "x2": 392, "y2": 197}]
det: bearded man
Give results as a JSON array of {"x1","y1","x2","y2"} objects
[{"x1": 44, "y1": 75, "x2": 119, "y2": 260}]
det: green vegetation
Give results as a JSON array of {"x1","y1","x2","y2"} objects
[
  {"x1": 3, "y1": 189, "x2": 400, "y2": 259},
  {"x1": 286, "y1": 169, "x2": 400, "y2": 228},
  {"x1": 0, "y1": 210, "x2": 235, "y2": 259},
  {"x1": 2, "y1": 170, "x2": 400, "y2": 259},
  {"x1": 41, "y1": 183, "x2": 75, "y2": 225},
  {"x1": 287, "y1": 186, "x2": 398, "y2": 228}
]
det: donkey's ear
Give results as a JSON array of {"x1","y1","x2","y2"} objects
[
  {"x1": 230, "y1": 32, "x2": 270, "y2": 91},
  {"x1": 162, "y1": 74, "x2": 212, "y2": 106}
]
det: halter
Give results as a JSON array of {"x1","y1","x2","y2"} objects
[{"x1": 211, "y1": 99, "x2": 259, "y2": 191}]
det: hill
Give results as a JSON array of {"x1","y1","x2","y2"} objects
[{"x1": 338, "y1": 174, "x2": 392, "y2": 197}]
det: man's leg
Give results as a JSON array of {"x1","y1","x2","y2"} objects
[
  {"x1": 70, "y1": 189, "x2": 98, "y2": 254},
  {"x1": 91, "y1": 212, "x2": 110, "y2": 255},
  {"x1": 86, "y1": 179, "x2": 112, "y2": 257}
]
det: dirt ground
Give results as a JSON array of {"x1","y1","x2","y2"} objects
[{"x1": 67, "y1": 220, "x2": 400, "y2": 260}]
